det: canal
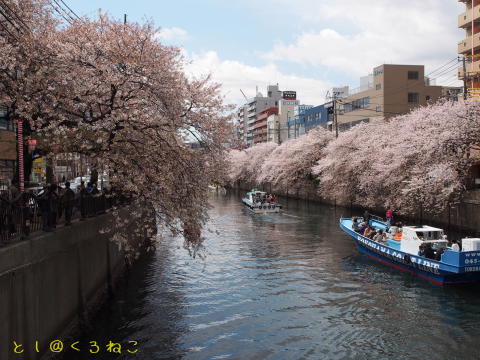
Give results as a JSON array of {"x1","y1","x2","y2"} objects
[{"x1": 69, "y1": 191, "x2": 480, "y2": 359}]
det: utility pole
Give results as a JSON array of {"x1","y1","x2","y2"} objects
[
  {"x1": 277, "y1": 121, "x2": 281, "y2": 144},
  {"x1": 294, "y1": 116, "x2": 297, "y2": 138},
  {"x1": 462, "y1": 56, "x2": 468, "y2": 101},
  {"x1": 333, "y1": 94, "x2": 339, "y2": 138}
]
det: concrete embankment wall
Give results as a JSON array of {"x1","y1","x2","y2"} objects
[
  {"x1": 0, "y1": 213, "x2": 127, "y2": 360},
  {"x1": 234, "y1": 180, "x2": 480, "y2": 234}
]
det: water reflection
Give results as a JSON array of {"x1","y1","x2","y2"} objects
[{"x1": 68, "y1": 192, "x2": 480, "y2": 360}]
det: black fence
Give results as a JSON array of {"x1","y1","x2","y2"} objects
[{"x1": 0, "y1": 191, "x2": 118, "y2": 244}]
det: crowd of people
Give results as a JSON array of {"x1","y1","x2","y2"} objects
[
  {"x1": 0, "y1": 179, "x2": 111, "y2": 235},
  {"x1": 253, "y1": 193, "x2": 277, "y2": 205},
  {"x1": 353, "y1": 206, "x2": 463, "y2": 261},
  {"x1": 37, "y1": 180, "x2": 108, "y2": 231},
  {"x1": 352, "y1": 216, "x2": 388, "y2": 243}
]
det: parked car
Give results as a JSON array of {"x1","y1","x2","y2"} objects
[{"x1": 25, "y1": 181, "x2": 44, "y2": 196}]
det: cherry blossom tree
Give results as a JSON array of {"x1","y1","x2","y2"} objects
[
  {"x1": 258, "y1": 127, "x2": 333, "y2": 190},
  {"x1": 227, "y1": 142, "x2": 278, "y2": 184},
  {"x1": 314, "y1": 100, "x2": 480, "y2": 215},
  {"x1": 0, "y1": 1, "x2": 232, "y2": 249}
]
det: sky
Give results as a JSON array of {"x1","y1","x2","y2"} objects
[{"x1": 65, "y1": 0, "x2": 465, "y2": 107}]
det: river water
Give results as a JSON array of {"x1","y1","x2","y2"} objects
[{"x1": 71, "y1": 191, "x2": 480, "y2": 360}]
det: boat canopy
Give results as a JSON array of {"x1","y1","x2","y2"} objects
[{"x1": 402, "y1": 226, "x2": 443, "y2": 241}]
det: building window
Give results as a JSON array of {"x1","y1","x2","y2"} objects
[
  {"x1": 0, "y1": 107, "x2": 12, "y2": 131},
  {"x1": 375, "y1": 84, "x2": 381, "y2": 90},
  {"x1": 408, "y1": 93, "x2": 419, "y2": 103},
  {"x1": 343, "y1": 96, "x2": 370, "y2": 113},
  {"x1": 376, "y1": 106, "x2": 382, "y2": 112},
  {"x1": 408, "y1": 71, "x2": 419, "y2": 80}
]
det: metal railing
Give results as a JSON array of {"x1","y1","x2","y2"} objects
[{"x1": 0, "y1": 191, "x2": 118, "y2": 244}]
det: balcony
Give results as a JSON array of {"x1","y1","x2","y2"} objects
[
  {"x1": 459, "y1": 4, "x2": 480, "y2": 28},
  {"x1": 458, "y1": 34, "x2": 480, "y2": 53},
  {"x1": 458, "y1": 60, "x2": 480, "y2": 78}
]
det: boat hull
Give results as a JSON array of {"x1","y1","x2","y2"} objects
[
  {"x1": 242, "y1": 198, "x2": 281, "y2": 213},
  {"x1": 340, "y1": 219, "x2": 480, "y2": 285}
]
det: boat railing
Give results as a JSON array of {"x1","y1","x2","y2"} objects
[{"x1": 369, "y1": 215, "x2": 384, "y2": 223}]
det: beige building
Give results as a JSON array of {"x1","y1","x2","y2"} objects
[
  {"x1": 458, "y1": 0, "x2": 480, "y2": 94},
  {"x1": 337, "y1": 64, "x2": 446, "y2": 131},
  {"x1": 267, "y1": 113, "x2": 280, "y2": 143},
  {"x1": 266, "y1": 98, "x2": 300, "y2": 144}
]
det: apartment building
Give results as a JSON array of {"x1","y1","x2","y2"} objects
[
  {"x1": 458, "y1": 0, "x2": 480, "y2": 94},
  {"x1": 241, "y1": 85, "x2": 283, "y2": 147},
  {"x1": 337, "y1": 64, "x2": 445, "y2": 131},
  {"x1": 253, "y1": 107, "x2": 277, "y2": 144}
]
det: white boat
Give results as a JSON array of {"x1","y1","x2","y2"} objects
[
  {"x1": 208, "y1": 184, "x2": 226, "y2": 193},
  {"x1": 242, "y1": 189, "x2": 281, "y2": 213}
]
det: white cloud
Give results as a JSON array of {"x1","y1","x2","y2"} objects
[
  {"x1": 155, "y1": 27, "x2": 189, "y2": 42},
  {"x1": 262, "y1": 0, "x2": 464, "y2": 83},
  {"x1": 185, "y1": 51, "x2": 332, "y2": 106}
]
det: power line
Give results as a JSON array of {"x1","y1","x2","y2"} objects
[
  {"x1": 50, "y1": 0, "x2": 75, "y2": 24},
  {"x1": 0, "y1": 0, "x2": 29, "y2": 31},
  {"x1": 59, "y1": 0, "x2": 81, "y2": 20}
]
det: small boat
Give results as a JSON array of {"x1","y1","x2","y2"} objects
[
  {"x1": 208, "y1": 184, "x2": 226, "y2": 193},
  {"x1": 242, "y1": 189, "x2": 281, "y2": 213},
  {"x1": 340, "y1": 217, "x2": 480, "y2": 285}
]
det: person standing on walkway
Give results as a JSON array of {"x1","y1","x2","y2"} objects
[
  {"x1": 62, "y1": 182, "x2": 75, "y2": 225},
  {"x1": 79, "y1": 181, "x2": 87, "y2": 219},
  {"x1": 49, "y1": 184, "x2": 59, "y2": 229},
  {"x1": 386, "y1": 206, "x2": 393, "y2": 227},
  {"x1": 38, "y1": 185, "x2": 51, "y2": 232}
]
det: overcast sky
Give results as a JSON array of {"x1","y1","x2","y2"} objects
[{"x1": 66, "y1": 0, "x2": 464, "y2": 106}]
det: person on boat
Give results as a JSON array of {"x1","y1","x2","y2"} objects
[
  {"x1": 358, "y1": 221, "x2": 367, "y2": 235},
  {"x1": 394, "y1": 230, "x2": 403, "y2": 241},
  {"x1": 272, "y1": 194, "x2": 277, "y2": 204},
  {"x1": 373, "y1": 230, "x2": 384, "y2": 243},
  {"x1": 451, "y1": 239, "x2": 460, "y2": 252},
  {"x1": 387, "y1": 224, "x2": 398, "y2": 240},
  {"x1": 352, "y1": 218, "x2": 361, "y2": 233},
  {"x1": 363, "y1": 225, "x2": 374, "y2": 238},
  {"x1": 422, "y1": 243, "x2": 435, "y2": 259},
  {"x1": 435, "y1": 247, "x2": 445, "y2": 261},
  {"x1": 363, "y1": 210, "x2": 370, "y2": 224},
  {"x1": 386, "y1": 206, "x2": 393, "y2": 226}
]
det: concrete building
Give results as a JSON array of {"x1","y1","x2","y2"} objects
[
  {"x1": 276, "y1": 98, "x2": 300, "y2": 143},
  {"x1": 242, "y1": 85, "x2": 283, "y2": 147},
  {"x1": 235, "y1": 104, "x2": 248, "y2": 146},
  {"x1": 0, "y1": 107, "x2": 16, "y2": 186},
  {"x1": 336, "y1": 64, "x2": 446, "y2": 131},
  {"x1": 253, "y1": 107, "x2": 277, "y2": 144},
  {"x1": 267, "y1": 112, "x2": 280, "y2": 143},
  {"x1": 458, "y1": 0, "x2": 480, "y2": 96}
]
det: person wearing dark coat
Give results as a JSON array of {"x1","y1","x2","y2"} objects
[
  {"x1": 62, "y1": 182, "x2": 75, "y2": 225},
  {"x1": 37, "y1": 185, "x2": 51, "y2": 231},
  {"x1": 363, "y1": 210, "x2": 370, "y2": 224},
  {"x1": 48, "y1": 184, "x2": 59, "y2": 229}
]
